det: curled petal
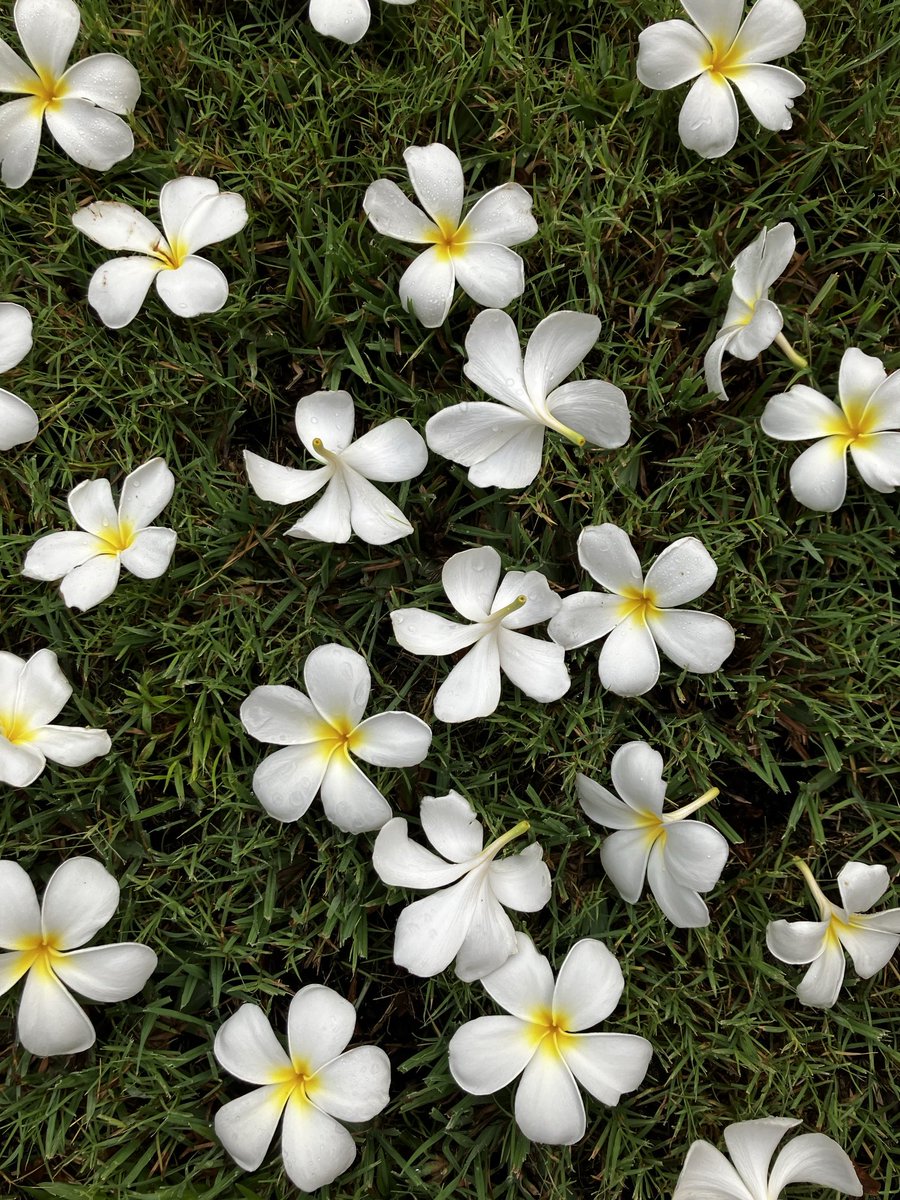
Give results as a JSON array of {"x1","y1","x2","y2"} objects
[
  {"x1": 837, "y1": 862, "x2": 889, "y2": 913},
  {"x1": 678, "y1": 73, "x2": 740, "y2": 160},
  {"x1": 546, "y1": 379, "x2": 630, "y2": 449},
  {"x1": 391, "y1": 608, "x2": 484, "y2": 656},
  {"x1": 787, "y1": 437, "x2": 849, "y2": 512},
  {"x1": 176, "y1": 190, "x2": 247, "y2": 257},
  {"x1": 372, "y1": 816, "x2": 472, "y2": 889},
  {"x1": 433, "y1": 634, "x2": 502, "y2": 723},
  {"x1": 673, "y1": 1138, "x2": 756, "y2": 1200},
  {"x1": 610, "y1": 741, "x2": 667, "y2": 815},
  {"x1": 157, "y1": 177, "x2": 218, "y2": 243},
  {"x1": 766, "y1": 919, "x2": 829, "y2": 965},
  {"x1": 244, "y1": 452, "x2": 331, "y2": 505},
  {"x1": 442, "y1": 545, "x2": 502, "y2": 622},
  {"x1": 647, "y1": 609, "x2": 736, "y2": 674},
  {"x1": 460, "y1": 183, "x2": 537, "y2": 247},
  {"x1": 663, "y1": 821, "x2": 729, "y2": 892},
  {"x1": 722, "y1": 1117, "x2": 799, "y2": 1199},
  {"x1": 497, "y1": 628, "x2": 569, "y2": 704},
  {"x1": 449, "y1": 1015, "x2": 535, "y2": 1094},
  {"x1": 523, "y1": 312, "x2": 602, "y2": 405},
  {"x1": 488, "y1": 844, "x2": 551, "y2": 913},
  {"x1": 726, "y1": 298, "x2": 783, "y2": 359},
  {"x1": 454, "y1": 887, "x2": 518, "y2": 982},
  {"x1": 636, "y1": 20, "x2": 709, "y2": 90},
  {"x1": 600, "y1": 828, "x2": 655, "y2": 904},
  {"x1": 552, "y1": 939, "x2": 624, "y2": 1030},
  {"x1": 467, "y1": 420, "x2": 545, "y2": 488},
  {"x1": 703, "y1": 330, "x2": 738, "y2": 402},
  {"x1": 646, "y1": 838, "x2": 711, "y2": 927},
  {"x1": 767, "y1": 1133, "x2": 862, "y2": 1200},
  {"x1": 392, "y1": 869, "x2": 487, "y2": 977},
  {"x1": 343, "y1": 466, "x2": 414, "y2": 545},
  {"x1": 426, "y1": 403, "x2": 538, "y2": 485},
  {"x1": 514, "y1": 1045, "x2": 585, "y2": 1145},
  {"x1": 341, "y1": 418, "x2": 427, "y2": 482},
  {"x1": 576, "y1": 773, "x2": 646, "y2": 830},
  {"x1": 295, "y1": 390, "x2": 355, "y2": 456},
  {"x1": 796, "y1": 940, "x2": 846, "y2": 1008},
  {"x1": 286, "y1": 474, "x2": 352, "y2": 542},
  {"x1": 419, "y1": 791, "x2": 483, "y2": 863}
]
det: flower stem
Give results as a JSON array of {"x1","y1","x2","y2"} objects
[
  {"x1": 670, "y1": 786, "x2": 719, "y2": 820},
  {"x1": 774, "y1": 331, "x2": 807, "y2": 369},
  {"x1": 794, "y1": 859, "x2": 831, "y2": 919}
]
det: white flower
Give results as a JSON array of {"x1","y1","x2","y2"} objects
[
  {"x1": 0, "y1": 0, "x2": 140, "y2": 188},
  {"x1": 71, "y1": 176, "x2": 248, "y2": 328},
  {"x1": 0, "y1": 857, "x2": 157, "y2": 1055},
  {"x1": 390, "y1": 545, "x2": 569, "y2": 722},
  {"x1": 0, "y1": 300, "x2": 36, "y2": 449},
  {"x1": 214, "y1": 986, "x2": 390, "y2": 1192},
  {"x1": 309, "y1": 0, "x2": 415, "y2": 45},
  {"x1": 244, "y1": 389, "x2": 427, "y2": 546},
  {"x1": 548, "y1": 524, "x2": 735, "y2": 697},
  {"x1": 766, "y1": 860, "x2": 900, "y2": 1010},
  {"x1": 425, "y1": 309, "x2": 630, "y2": 488},
  {"x1": 448, "y1": 931, "x2": 652, "y2": 1144},
  {"x1": 0, "y1": 648, "x2": 110, "y2": 786},
  {"x1": 372, "y1": 791, "x2": 551, "y2": 981},
  {"x1": 760, "y1": 347, "x2": 900, "y2": 512},
  {"x1": 637, "y1": 0, "x2": 806, "y2": 160},
  {"x1": 704, "y1": 222, "x2": 806, "y2": 402},
  {"x1": 363, "y1": 143, "x2": 537, "y2": 328},
  {"x1": 240, "y1": 643, "x2": 431, "y2": 834},
  {"x1": 577, "y1": 741, "x2": 729, "y2": 928},
  {"x1": 673, "y1": 1117, "x2": 863, "y2": 1199},
  {"x1": 22, "y1": 457, "x2": 176, "y2": 611}
]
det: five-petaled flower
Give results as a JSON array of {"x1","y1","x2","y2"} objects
[
  {"x1": 0, "y1": 300, "x2": 37, "y2": 449},
  {"x1": 448, "y1": 931, "x2": 652, "y2": 1144},
  {"x1": 214, "y1": 986, "x2": 391, "y2": 1193},
  {"x1": 0, "y1": 648, "x2": 110, "y2": 787},
  {"x1": 636, "y1": 0, "x2": 807, "y2": 160},
  {"x1": 0, "y1": 0, "x2": 141, "y2": 188},
  {"x1": 363, "y1": 142, "x2": 537, "y2": 327},
  {"x1": 244, "y1": 389, "x2": 427, "y2": 545},
  {"x1": 760, "y1": 347, "x2": 900, "y2": 511},
  {"x1": 673, "y1": 1116, "x2": 863, "y2": 1199},
  {"x1": 390, "y1": 544, "x2": 569, "y2": 722},
  {"x1": 548, "y1": 524, "x2": 735, "y2": 697},
  {"x1": 766, "y1": 860, "x2": 900, "y2": 1009},
  {"x1": 372, "y1": 790, "x2": 551, "y2": 981},
  {"x1": 577, "y1": 741, "x2": 729, "y2": 928},
  {"x1": 240, "y1": 642, "x2": 431, "y2": 834},
  {"x1": 425, "y1": 308, "x2": 630, "y2": 488},
  {"x1": 72, "y1": 176, "x2": 248, "y2": 328},
  {"x1": 308, "y1": 0, "x2": 415, "y2": 44},
  {"x1": 23, "y1": 457, "x2": 177, "y2": 611},
  {"x1": 0, "y1": 857, "x2": 157, "y2": 1056}
]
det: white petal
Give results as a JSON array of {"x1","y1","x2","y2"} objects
[
  {"x1": 726, "y1": 298, "x2": 783, "y2": 359},
  {"x1": 493, "y1": 568, "x2": 561, "y2": 627},
  {"x1": 462, "y1": 308, "x2": 533, "y2": 415},
  {"x1": 859, "y1": 908, "x2": 900, "y2": 935},
  {"x1": 244, "y1": 452, "x2": 331, "y2": 505},
  {"x1": 252, "y1": 743, "x2": 329, "y2": 822},
  {"x1": 58, "y1": 53, "x2": 140, "y2": 113},
  {"x1": 304, "y1": 643, "x2": 370, "y2": 728},
  {"x1": 119, "y1": 527, "x2": 176, "y2": 579},
  {"x1": 393, "y1": 870, "x2": 487, "y2": 977},
  {"x1": 610, "y1": 741, "x2": 667, "y2": 814},
  {"x1": 0, "y1": 39, "x2": 36, "y2": 91},
  {"x1": 403, "y1": 143, "x2": 464, "y2": 228},
  {"x1": 837, "y1": 862, "x2": 889, "y2": 913},
  {"x1": 733, "y1": 0, "x2": 807, "y2": 64},
  {"x1": 644, "y1": 536, "x2": 717, "y2": 607},
  {"x1": 460, "y1": 183, "x2": 537, "y2": 247},
  {"x1": 398, "y1": 246, "x2": 456, "y2": 327},
  {"x1": 788, "y1": 437, "x2": 848, "y2": 511},
  {"x1": 860, "y1": 368, "x2": 900, "y2": 432},
  {"x1": 71, "y1": 201, "x2": 160, "y2": 253},
  {"x1": 514, "y1": 1046, "x2": 585, "y2": 1144},
  {"x1": 837, "y1": 920, "x2": 900, "y2": 979},
  {"x1": 372, "y1": 815, "x2": 473, "y2": 888},
  {"x1": 576, "y1": 773, "x2": 645, "y2": 830},
  {"x1": 576, "y1": 523, "x2": 643, "y2": 593},
  {"x1": 351, "y1": 711, "x2": 431, "y2": 767},
  {"x1": 23, "y1": 532, "x2": 99, "y2": 580},
  {"x1": 523, "y1": 312, "x2": 602, "y2": 405},
  {"x1": 497, "y1": 628, "x2": 569, "y2": 704},
  {"x1": 155, "y1": 256, "x2": 229, "y2": 318},
  {"x1": 681, "y1": 0, "x2": 744, "y2": 48},
  {"x1": 636, "y1": 20, "x2": 709, "y2": 90},
  {"x1": 341, "y1": 417, "x2": 427, "y2": 482},
  {"x1": 560, "y1": 1032, "x2": 653, "y2": 1106},
  {"x1": 441, "y1": 545, "x2": 502, "y2": 621},
  {"x1": 0, "y1": 651, "x2": 25, "y2": 693},
  {"x1": 448, "y1": 1015, "x2": 535, "y2": 1093},
  {"x1": 391, "y1": 607, "x2": 484, "y2": 655},
  {"x1": 286, "y1": 474, "x2": 352, "y2": 542},
  {"x1": 214, "y1": 1085, "x2": 285, "y2": 1172},
  {"x1": 704, "y1": 330, "x2": 738, "y2": 401},
  {"x1": 425, "y1": 403, "x2": 537, "y2": 482},
  {"x1": 280, "y1": 1093, "x2": 356, "y2": 1191},
  {"x1": 15, "y1": 647, "x2": 70, "y2": 725},
  {"x1": 480, "y1": 929, "x2": 554, "y2": 1018},
  {"x1": 17, "y1": 964, "x2": 95, "y2": 1055},
  {"x1": 67, "y1": 477, "x2": 117, "y2": 535},
  {"x1": 600, "y1": 828, "x2": 655, "y2": 903},
  {"x1": 0, "y1": 96, "x2": 43, "y2": 188},
  {"x1": 0, "y1": 860, "x2": 40, "y2": 946},
  {"x1": 118, "y1": 458, "x2": 174, "y2": 530},
  {"x1": 362, "y1": 178, "x2": 437, "y2": 242},
  {"x1": 737, "y1": 222, "x2": 796, "y2": 299},
  {"x1": 678, "y1": 72, "x2": 740, "y2": 160},
  {"x1": 175, "y1": 189, "x2": 247, "y2": 256},
  {"x1": 15, "y1": 0, "x2": 80, "y2": 77},
  {"x1": 546, "y1": 379, "x2": 630, "y2": 448},
  {"x1": 214, "y1": 1003, "x2": 291, "y2": 1083},
  {"x1": 0, "y1": 301, "x2": 33, "y2": 371},
  {"x1": 295, "y1": 389, "x2": 355, "y2": 455},
  {"x1": 720, "y1": 1118, "x2": 799, "y2": 1200},
  {"x1": 157, "y1": 177, "x2": 218, "y2": 244},
  {"x1": 312, "y1": 1045, "x2": 390, "y2": 1122},
  {"x1": 0, "y1": 948, "x2": 32, "y2": 995},
  {"x1": 646, "y1": 839, "x2": 711, "y2": 927},
  {"x1": 433, "y1": 633, "x2": 501, "y2": 723},
  {"x1": 419, "y1": 792, "x2": 483, "y2": 864},
  {"x1": 552, "y1": 939, "x2": 623, "y2": 1030},
  {"x1": 648, "y1": 609, "x2": 735, "y2": 674},
  {"x1": 320, "y1": 751, "x2": 391, "y2": 833},
  {"x1": 547, "y1": 592, "x2": 624, "y2": 649},
  {"x1": 240, "y1": 685, "x2": 321, "y2": 746},
  {"x1": 343, "y1": 466, "x2": 413, "y2": 545},
  {"x1": 454, "y1": 889, "x2": 519, "y2": 982},
  {"x1": 663, "y1": 820, "x2": 729, "y2": 892},
  {"x1": 488, "y1": 843, "x2": 551, "y2": 913},
  {"x1": 673, "y1": 1139, "x2": 756, "y2": 1200},
  {"x1": 467, "y1": 419, "x2": 546, "y2": 488},
  {"x1": 287, "y1": 984, "x2": 356, "y2": 1072},
  {"x1": 45, "y1": 99, "x2": 133, "y2": 169},
  {"x1": 30, "y1": 724, "x2": 110, "y2": 767},
  {"x1": 796, "y1": 940, "x2": 846, "y2": 1008},
  {"x1": 849, "y1": 434, "x2": 900, "y2": 493},
  {"x1": 59, "y1": 553, "x2": 121, "y2": 611},
  {"x1": 760, "y1": 386, "x2": 845, "y2": 440},
  {"x1": 768, "y1": 918, "x2": 833, "y2": 969},
  {"x1": 51, "y1": 942, "x2": 156, "y2": 1001},
  {"x1": 0, "y1": 388, "x2": 38, "y2": 449},
  {"x1": 40, "y1": 857, "x2": 118, "y2": 949},
  {"x1": 768, "y1": 1132, "x2": 862, "y2": 1199},
  {"x1": 85, "y1": 256, "x2": 162, "y2": 329},
  {"x1": 452, "y1": 242, "x2": 525, "y2": 309},
  {"x1": 0, "y1": 739, "x2": 45, "y2": 786},
  {"x1": 597, "y1": 616, "x2": 660, "y2": 697},
  {"x1": 730, "y1": 64, "x2": 804, "y2": 132}
]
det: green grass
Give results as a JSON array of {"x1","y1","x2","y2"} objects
[{"x1": 1, "y1": 0, "x2": 899, "y2": 1196}]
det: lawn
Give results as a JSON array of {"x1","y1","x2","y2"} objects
[{"x1": 1, "y1": 0, "x2": 899, "y2": 1196}]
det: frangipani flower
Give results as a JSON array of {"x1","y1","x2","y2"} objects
[
  {"x1": 363, "y1": 143, "x2": 537, "y2": 327},
  {"x1": 766, "y1": 860, "x2": 900, "y2": 1009},
  {"x1": 704, "y1": 222, "x2": 807, "y2": 402},
  {"x1": 372, "y1": 791, "x2": 551, "y2": 981},
  {"x1": 23, "y1": 458, "x2": 176, "y2": 611},
  {"x1": 0, "y1": 857, "x2": 157, "y2": 1055},
  {"x1": 577, "y1": 741, "x2": 729, "y2": 928},
  {"x1": 244, "y1": 390, "x2": 427, "y2": 546},
  {"x1": 760, "y1": 348, "x2": 900, "y2": 511},
  {"x1": 636, "y1": 0, "x2": 807, "y2": 160},
  {"x1": 214, "y1": 986, "x2": 390, "y2": 1192},
  {"x1": 309, "y1": 0, "x2": 414, "y2": 45},
  {"x1": 391, "y1": 546, "x2": 568, "y2": 722},
  {"x1": 0, "y1": 300, "x2": 36, "y2": 449},
  {"x1": 240, "y1": 643, "x2": 431, "y2": 834},
  {"x1": 425, "y1": 309, "x2": 630, "y2": 488},
  {"x1": 548, "y1": 524, "x2": 735, "y2": 697},
  {"x1": 72, "y1": 176, "x2": 248, "y2": 328},
  {"x1": 0, "y1": 0, "x2": 140, "y2": 188},
  {"x1": 673, "y1": 1117, "x2": 862, "y2": 1199},
  {"x1": 0, "y1": 648, "x2": 110, "y2": 786},
  {"x1": 448, "y1": 931, "x2": 652, "y2": 1145}
]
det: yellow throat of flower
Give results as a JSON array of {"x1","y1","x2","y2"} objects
[
  {"x1": 425, "y1": 216, "x2": 470, "y2": 263},
  {"x1": 527, "y1": 1007, "x2": 576, "y2": 1057},
  {"x1": 703, "y1": 36, "x2": 745, "y2": 82},
  {"x1": 151, "y1": 236, "x2": 189, "y2": 271},
  {"x1": 828, "y1": 394, "x2": 880, "y2": 448},
  {"x1": 617, "y1": 586, "x2": 660, "y2": 623},
  {"x1": 24, "y1": 66, "x2": 68, "y2": 116},
  {"x1": 269, "y1": 1059, "x2": 321, "y2": 1108},
  {"x1": 0, "y1": 710, "x2": 36, "y2": 744},
  {"x1": 13, "y1": 933, "x2": 63, "y2": 979},
  {"x1": 94, "y1": 519, "x2": 137, "y2": 556}
]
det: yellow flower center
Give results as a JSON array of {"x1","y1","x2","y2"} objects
[
  {"x1": 23, "y1": 66, "x2": 68, "y2": 116},
  {"x1": 94, "y1": 519, "x2": 136, "y2": 556},
  {"x1": 314, "y1": 716, "x2": 362, "y2": 759},
  {"x1": 827, "y1": 395, "x2": 879, "y2": 447},
  {"x1": 528, "y1": 1007, "x2": 576, "y2": 1057},
  {"x1": 269, "y1": 1059, "x2": 321, "y2": 1108},
  {"x1": 617, "y1": 586, "x2": 661, "y2": 623},
  {"x1": 0, "y1": 711, "x2": 36, "y2": 744},
  {"x1": 13, "y1": 933, "x2": 63, "y2": 978},
  {"x1": 703, "y1": 36, "x2": 745, "y2": 81},
  {"x1": 425, "y1": 216, "x2": 470, "y2": 263},
  {"x1": 150, "y1": 236, "x2": 189, "y2": 271}
]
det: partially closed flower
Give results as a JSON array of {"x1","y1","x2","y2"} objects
[
  {"x1": 309, "y1": 0, "x2": 415, "y2": 44},
  {"x1": 0, "y1": 301, "x2": 37, "y2": 450}
]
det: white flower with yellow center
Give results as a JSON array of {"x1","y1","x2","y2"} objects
[
  {"x1": 548, "y1": 524, "x2": 735, "y2": 697},
  {"x1": 372, "y1": 791, "x2": 551, "y2": 981},
  {"x1": 0, "y1": 0, "x2": 140, "y2": 188},
  {"x1": 760, "y1": 347, "x2": 900, "y2": 511},
  {"x1": 673, "y1": 1117, "x2": 863, "y2": 1200},
  {"x1": 214, "y1": 986, "x2": 390, "y2": 1193},
  {"x1": 637, "y1": 0, "x2": 806, "y2": 160},
  {"x1": 363, "y1": 143, "x2": 538, "y2": 328},
  {"x1": 704, "y1": 222, "x2": 807, "y2": 402},
  {"x1": 577, "y1": 741, "x2": 729, "y2": 928},
  {"x1": 71, "y1": 176, "x2": 248, "y2": 328},
  {"x1": 23, "y1": 457, "x2": 176, "y2": 611},
  {"x1": 240, "y1": 643, "x2": 431, "y2": 835},
  {"x1": 448, "y1": 931, "x2": 652, "y2": 1145},
  {"x1": 0, "y1": 300, "x2": 37, "y2": 449},
  {"x1": 0, "y1": 648, "x2": 110, "y2": 787},
  {"x1": 0, "y1": 857, "x2": 157, "y2": 1056},
  {"x1": 309, "y1": 0, "x2": 415, "y2": 44},
  {"x1": 766, "y1": 860, "x2": 900, "y2": 1010}
]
